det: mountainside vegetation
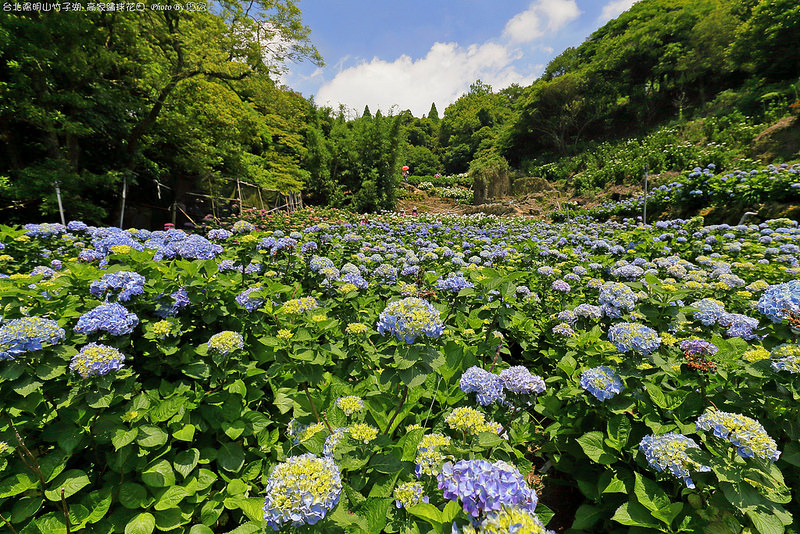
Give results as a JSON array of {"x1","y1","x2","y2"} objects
[{"x1": 0, "y1": 0, "x2": 799, "y2": 223}]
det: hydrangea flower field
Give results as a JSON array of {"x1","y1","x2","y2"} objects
[{"x1": 0, "y1": 213, "x2": 798, "y2": 534}]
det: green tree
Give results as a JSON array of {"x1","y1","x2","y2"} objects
[{"x1": 730, "y1": 0, "x2": 800, "y2": 82}]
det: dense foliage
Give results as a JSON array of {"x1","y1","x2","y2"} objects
[
  {"x1": 5, "y1": 0, "x2": 797, "y2": 222},
  {"x1": 1, "y1": 213, "x2": 800, "y2": 533}
]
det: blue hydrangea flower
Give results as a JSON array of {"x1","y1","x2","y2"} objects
[
  {"x1": 598, "y1": 282, "x2": 638, "y2": 316},
  {"x1": 436, "y1": 274, "x2": 474, "y2": 294},
  {"x1": 580, "y1": 366, "x2": 624, "y2": 401},
  {"x1": 718, "y1": 313, "x2": 759, "y2": 340},
  {"x1": 67, "y1": 220, "x2": 89, "y2": 232},
  {"x1": 75, "y1": 303, "x2": 139, "y2": 336},
  {"x1": 93, "y1": 231, "x2": 143, "y2": 255},
  {"x1": 206, "y1": 228, "x2": 231, "y2": 241},
  {"x1": 262, "y1": 454, "x2": 342, "y2": 530},
  {"x1": 691, "y1": 298, "x2": 726, "y2": 326},
  {"x1": 155, "y1": 288, "x2": 191, "y2": 318},
  {"x1": 70, "y1": 343, "x2": 126, "y2": 378},
  {"x1": 236, "y1": 286, "x2": 265, "y2": 312},
  {"x1": 551, "y1": 280, "x2": 571, "y2": 293},
  {"x1": 499, "y1": 366, "x2": 546, "y2": 395},
  {"x1": 437, "y1": 459, "x2": 537, "y2": 518},
  {"x1": 608, "y1": 322, "x2": 661, "y2": 355},
  {"x1": 459, "y1": 366, "x2": 505, "y2": 405},
  {"x1": 770, "y1": 344, "x2": 800, "y2": 374},
  {"x1": 89, "y1": 271, "x2": 146, "y2": 302},
  {"x1": 574, "y1": 303, "x2": 603, "y2": 319},
  {"x1": 757, "y1": 280, "x2": 800, "y2": 323},
  {"x1": 376, "y1": 297, "x2": 444, "y2": 343},
  {"x1": 340, "y1": 272, "x2": 369, "y2": 289},
  {"x1": 552, "y1": 322, "x2": 576, "y2": 337},
  {"x1": 696, "y1": 410, "x2": 780, "y2": 461},
  {"x1": 639, "y1": 433, "x2": 710, "y2": 489},
  {"x1": 0, "y1": 317, "x2": 66, "y2": 360},
  {"x1": 373, "y1": 263, "x2": 398, "y2": 282}
]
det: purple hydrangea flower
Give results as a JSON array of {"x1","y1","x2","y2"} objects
[
  {"x1": 499, "y1": 366, "x2": 546, "y2": 395},
  {"x1": 437, "y1": 459, "x2": 537, "y2": 518},
  {"x1": 75, "y1": 303, "x2": 139, "y2": 336},
  {"x1": 580, "y1": 366, "x2": 624, "y2": 401},
  {"x1": 459, "y1": 366, "x2": 505, "y2": 405}
]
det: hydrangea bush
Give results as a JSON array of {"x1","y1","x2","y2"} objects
[{"x1": 0, "y1": 208, "x2": 798, "y2": 534}]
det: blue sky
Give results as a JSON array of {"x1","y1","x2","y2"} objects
[{"x1": 282, "y1": 0, "x2": 640, "y2": 117}]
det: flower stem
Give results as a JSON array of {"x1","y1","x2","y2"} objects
[
  {"x1": 303, "y1": 384, "x2": 333, "y2": 433},
  {"x1": 384, "y1": 385, "x2": 409, "y2": 436}
]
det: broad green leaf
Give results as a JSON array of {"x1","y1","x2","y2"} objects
[
  {"x1": 174, "y1": 449, "x2": 200, "y2": 479},
  {"x1": 217, "y1": 442, "x2": 245, "y2": 473},
  {"x1": 576, "y1": 431, "x2": 617, "y2": 465},
  {"x1": 44, "y1": 469, "x2": 90, "y2": 501},
  {"x1": 137, "y1": 426, "x2": 168, "y2": 448},
  {"x1": 633, "y1": 472, "x2": 671, "y2": 513},
  {"x1": 747, "y1": 510, "x2": 785, "y2": 534},
  {"x1": 112, "y1": 428, "x2": 138, "y2": 450},
  {"x1": 142, "y1": 459, "x2": 176, "y2": 488},
  {"x1": 154, "y1": 486, "x2": 189, "y2": 511},
  {"x1": 119, "y1": 483, "x2": 147, "y2": 509},
  {"x1": 611, "y1": 501, "x2": 660, "y2": 529},
  {"x1": 0, "y1": 472, "x2": 38, "y2": 498},
  {"x1": 125, "y1": 513, "x2": 156, "y2": 534},
  {"x1": 571, "y1": 504, "x2": 603, "y2": 529},
  {"x1": 11, "y1": 496, "x2": 43, "y2": 523},
  {"x1": 173, "y1": 424, "x2": 196, "y2": 442}
]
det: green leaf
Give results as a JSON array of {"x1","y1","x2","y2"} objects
[
  {"x1": 407, "y1": 502, "x2": 443, "y2": 532},
  {"x1": 174, "y1": 449, "x2": 200, "y2": 479},
  {"x1": 611, "y1": 501, "x2": 661, "y2": 529},
  {"x1": 155, "y1": 507, "x2": 187, "y2": 531},
  {"x1": 11, "y1": 497, "x2": 43, "y2": 523},
  {"x1": 83, "y1": 487, "x2": 113, "y2": 524},
  {"x1": 399, "y1": 365, "x2": 428, "y2": 388},
  {"x1": 124, "y1": 513, "x2": 156, "y2": 534},
  {"x1": 142, "y1": 459, "x2": 175, "y2": 488},
  {"x1": 44, "y1": 469, "x2": 90, "y2": 501},
  {"x1": 228, "y1": 497, "x2": 265, "y2": 522},
  {"x1": 652, "y1": 502, "x2": 684, "y2": 527},
  {"x1": 183, "y1": 362, "x2": 211, "y2": 379},
  {"x1": 119, "y1": 483, "x2": 148, "y2": 509},
  {"x1": 369, "y1": 453, "x2": 403, "y2": 474},
  {"x1": 571, "y1": 504, "x2": 603, "y2": 530},
  {"x1": 576, "y1": 431, "x2": 617, "y2": 465},
  {"x1": 173, "y1": 424, "x2": 196, "y2": 442},
  {"x1": 150, "y1": 396, "x2": 186, "y2": 422},
  {"x1": 0, "y1": 472, "x2": 38, "y2": 498},
  {"x1": 154, "y1": 486, "x2": 189, "y2": 511},
  {"x1": 112, "y1": 428, "x2": 138, "y2": 450},
  {"x1": 222, "y1": 420, "x2": 246, "y2": 440},
  {"x1": 633, "y1": 472, "x2": 671, "y2": 513},
  {"x1": 746, "y1": 510, "x2": 785, "y2": 534},
  {"x1": 400, "y1": 428, "x2": 425, "y2": 461},
  {"x1": 189, "y1": 526, "x2": 214, "y2": 534},
  {"x1": 606, "y1": 414, "x2": 631, "y2": 451},
  {"x1": 137, "y1": 426, "x2": 168, "y2": 448},
  {"x1": 217, "y1": 442, "x2": 245, "y2": 473}
]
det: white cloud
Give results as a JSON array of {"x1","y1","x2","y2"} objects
[
  {"x1": 315, "y1": 42, "x2": 536, "y2": 117},
  {"x1": 503, "y1": 0, "x2": 581, "y2": 44},
  {"x1": 311, "y1": 1, "x2": 582, "y2": 117},
  {"x1": 599, "y1": 0, "x2": 640, "y2": 22}
]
